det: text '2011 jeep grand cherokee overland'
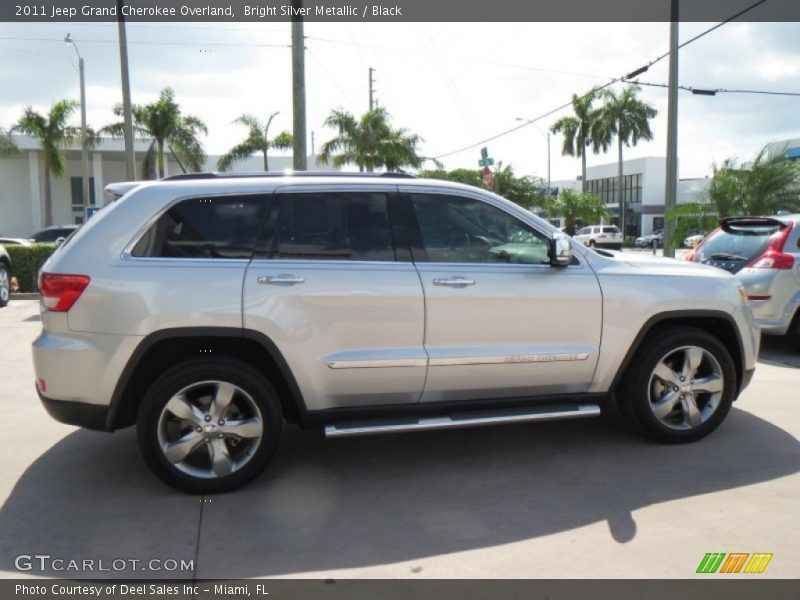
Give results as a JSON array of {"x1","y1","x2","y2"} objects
[{"x1": 33, "y1": 173, "x2": 760, "y2": 493}]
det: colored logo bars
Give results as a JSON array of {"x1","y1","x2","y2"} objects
[{"x1": 696, "y1": 553, "x2": 773, "y2": 574}]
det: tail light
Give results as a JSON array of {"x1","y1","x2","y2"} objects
[
  {"x1": 746, "y1": 222, "x2": 794, "y2": 270},
  {"x1": 685, "y1": 249, "x2": 695, "y2": 262},
  {"x1": 39, "y1": 273, "x2": 90, "y2": 312}
]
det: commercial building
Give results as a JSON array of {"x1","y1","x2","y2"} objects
[
  {"x1": 547, "y1": 156, "x2": 710, "y2": 237},
  {"x1": 0, "y1": 135, "x2": 329, "y2": 238}
]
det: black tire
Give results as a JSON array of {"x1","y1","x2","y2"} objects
[
  {"x1": 616, "y1": 326, "x2": 737, "y2": 443},
  {"x1": 787, "y1": 310, "x2": 800, "y2": 354},
  {"x1": 137, "y1": 358, "x2": 283, "y2": 494},
  {"x1": 589, "y1": 240, "x2": 596, "y2": 248},
  {"x1": 0, "y1": 263, "x2": 9, "y2": 308}
]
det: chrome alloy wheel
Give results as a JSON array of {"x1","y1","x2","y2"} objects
[
  {"x1": 0, "y1": 267, "x2": 9, "y2": 304},
  {"x1": 647, "y1": 345, "x2": 724, "y2": 430},
  {"x1": 157, "y1": 380, "x2": 264, "y2": 479}
]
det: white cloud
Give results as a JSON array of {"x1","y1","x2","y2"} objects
[{"x1": 1, "y1": 20, "x2": 798, "y2": 179}]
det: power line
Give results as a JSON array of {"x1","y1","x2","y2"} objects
[
  {"x1": 432, "y1": 0, "x2": 774, "y2": 160},
  {"x1": 630, "y1": 80, "x2": 800, "y2": 97}
]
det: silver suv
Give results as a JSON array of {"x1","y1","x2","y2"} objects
[
  {"x1": 33, "y1": 173, "x2": 760, "y2": 493},
  {"x1": 687, "y1": 216, "x2": 800, "y2": 351}
]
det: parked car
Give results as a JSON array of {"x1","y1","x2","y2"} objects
[
  {"x1": 27, "y1": 225, "x2": 78, "y2": 244},
  {"x1": 0, "y1": 243, "x2": 10, "y2": 308},
  {"x1": 687, "y1": 215, "x2": 800, "y2": 350},
  {"x1": 683, "y1": 230, "x2": 706, "y2": 248},
  {"x1": 0, "y1": 237, "x2": 32, "y2": 247},
  {"x1": 635, "y1": 229, "x2": 664, "y2": 248},
  {"x1": 574, "y1": 225, "x2": 623, "y2": 250},
  {"x1": 33, "y1": 173, "x2": 759, "y2": 493}
]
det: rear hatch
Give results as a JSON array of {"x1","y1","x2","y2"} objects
[
  {"x1": 689, "y1": 217, "x2": 792, "y2": 274},
  {"x1": 599, "y1": 225, "x2": 622, "y2": 241}
]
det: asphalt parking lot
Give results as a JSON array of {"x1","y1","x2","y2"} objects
[{"x1": 0, "y1": 298, "x2": 797, "y2": 579}]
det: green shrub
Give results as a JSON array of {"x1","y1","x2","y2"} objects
[{"x1": 6, "y1": 243, "x2": 56, "y2": 293}]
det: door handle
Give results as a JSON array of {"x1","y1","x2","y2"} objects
[
  {"x1": 257, "y1": 274, "x2": 305, "y2": 285},
  {"x1": 433, "y1": 277, "x2": 476, "y2": 287}
]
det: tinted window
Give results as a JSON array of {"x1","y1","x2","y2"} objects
[
  {"x1": 272, "y1": 192, "x2": 395, "y2": 261},
  {"x1": 411, "y1": 194, "x2": 550, "y2": 264},
  {"x1": 602, "y1": 226, "x2": 620, "y2": 234},
  {"x1": 132, "y1": 196, "x2": 266, "y2": 259},
  {"x1": 692, "y1": 226, "x2": 778, "y2": 273},
  {"x1": 31, "y1": 227, "x2": 76, "y2": 242}
]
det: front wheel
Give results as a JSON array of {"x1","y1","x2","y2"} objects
[
  {"x1": 137, "y1": 358, "x2": 283, "y2": 493},
  {"x1": 617, "y1": 326, "x2": 736, "y2": 443}
]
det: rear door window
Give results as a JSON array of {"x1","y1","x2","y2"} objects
[
  {"x1": 131, "y1": 195, "x2": 267, "y2": 259},
  {"x1": 271, "y1": 192, "x2": 396, "y2": 261}
]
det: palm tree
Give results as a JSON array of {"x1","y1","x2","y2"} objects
[
  {"x1": 546, "y1": 188, "x2": 610, "y2": 236},
  {"x1": 217, "y1": 114, "x2": 292, "y2": 172},
  {"x1": 593, "y1": 85, "x2": 657, "y2": 234},
  {"x1": 12, "y1": 100, "x2": 83, "y2": 226},
  {"x1": 550, "y1": 88, "x2": 603, "y2": 193},
  {"x1": 0, "y1": 127, "x2": 18, "y2": 157},
  {"x1": 319, "y1": 107, "x2": 424, "y2": 172},
  {"x1": 103, "y1": 87, "x2": 207, "y2": 179},
  {"x1": 708, "y1": 144, "x2": 800, "y2": 217}
]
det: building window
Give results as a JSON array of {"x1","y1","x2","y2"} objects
[
  {"x1": 70, "y1": 177, "x2": 96, "y2": 208},
  {"x1": 585, "y1": 173, "x2": 643, "y2": 236}
]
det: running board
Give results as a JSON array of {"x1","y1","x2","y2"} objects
[{"x1": 324, "y1": 404, "x2": 601, "y2": 438}]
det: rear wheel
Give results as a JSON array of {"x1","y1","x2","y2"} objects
[
  {"x1": 589, "y1": 240, "x2": 596, "y2": 248},
  {"x1": 137, "y1": 358, "x2": 283, "y2": 493},
  {"x1": 617, "y1": 326, "x2": 736, "y2": 443}
]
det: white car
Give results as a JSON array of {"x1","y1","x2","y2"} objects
[
  {"x1": 574, "y1": 225, "x2": 623, "y2": 250},
  {"x1": 683, "y1": 233, "x2": 705, "y2": 248}
]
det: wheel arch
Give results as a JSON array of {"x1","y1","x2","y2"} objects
[
  {"x1": 107, "y1": 327, "x2": 307, "y2": 431},
  {"x1": 609, "y1": 310, "x2": 745, "y2": 395}
]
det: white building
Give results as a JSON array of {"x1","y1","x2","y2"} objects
[
  {"x1": 0, "y1": 135, "x2": 330, "y2": 238},
  {"x1": 549, "y1": 156, "x2": 710, "y2": 237}
]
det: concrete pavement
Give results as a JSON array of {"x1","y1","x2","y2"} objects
[{"x1": 0, "y1": 299, "x2": 797, "y2": 579}]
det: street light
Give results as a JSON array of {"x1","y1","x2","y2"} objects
[
  {"x1": 515, "y1": 117, "x2": 551, "y2": 196},
  {"x1": 264, "y1": 111, "x2": 279, "y2": 171},
  {"x1": 65, "y1": 33, "x2": 90, "y2": 216}
]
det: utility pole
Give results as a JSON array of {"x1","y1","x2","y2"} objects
[
  {"x1": 291, "y1": 0, "x2": 307, "y2": 171},
  {"x1": 546, "y1": 132, "x2": 551, "y2": 195},
  {"x1": 117, "y1": 0, "x2": 136, "y2": 181},
  {"x1": 311, "y1": 131, "x2": 315, "y2": 156},
  {"x1": 65, "y1": 34, "x2": 90, "y2": 213},
  {"x1": 369, "y1": 67, "x2": 377, "y2": 111},
  {"x1": 663, "y1": 0, "x2": 679, "y2": 258}
]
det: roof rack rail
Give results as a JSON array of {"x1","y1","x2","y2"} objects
[{"x1": 162, "y1": 171, "x2": 416, "y2": 181}]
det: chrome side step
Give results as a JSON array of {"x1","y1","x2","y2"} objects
[{"x1": 324, "y1": 404, "x2": 601, "y2": 438}]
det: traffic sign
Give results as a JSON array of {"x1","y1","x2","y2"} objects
[{"x1": 478, "y1": 146, "x2": 494, "y2": 167}]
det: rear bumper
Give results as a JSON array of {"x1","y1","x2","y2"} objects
[{"x1": 38, "y1": 390, "x2": 110, "y2": 431}]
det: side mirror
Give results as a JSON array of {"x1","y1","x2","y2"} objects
[{"x1": 550, "y1": 233, "x2": 572, "y2": 267}]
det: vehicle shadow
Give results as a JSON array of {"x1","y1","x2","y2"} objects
[
  {"x1": 758, "y1": 335, "x2": 800, "y2": 369},
  {"x1": 0, "y1": 407, "x2": 797, "y2": 578}
]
